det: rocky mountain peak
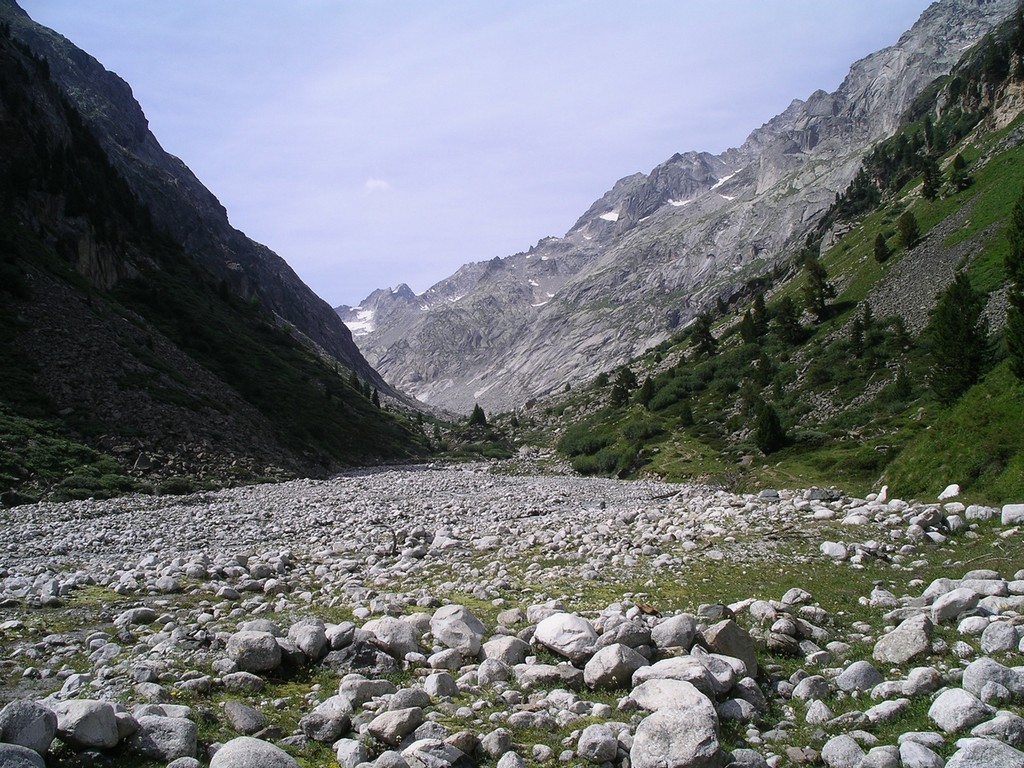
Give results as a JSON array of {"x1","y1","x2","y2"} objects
[{"x1": 340, "y1": 0, "x2": 1018, "y2": 414}]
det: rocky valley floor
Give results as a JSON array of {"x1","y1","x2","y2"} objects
[{"x1": 1, "y1": 463, "x2": 1023, "y2": 768}]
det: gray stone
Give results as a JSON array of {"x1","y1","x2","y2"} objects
[
  {"x1": 390, "y1": 688, "x2": 432, "y2": 710},
  {"x1": 481, "y1": 636, "x2": 529, "y2": 666},
  {"x1": 821, "y1": 734, "x2": 866, "y2": 768},
  {"x1": 336, "y1": 675, "x2": 398, "y2": 712},
  {"x1": 982, "y1": 622, "x2": 1020, "y2": 654},
  {"x1": 430, "y1": 605, "x2": 486, "y2": 658},
  {"x1": 929, "y1": 688, "x2": 994, "y2": 732},
  {"x1": 898, "y1": 740, "x2": 944, "y2": 768},
  {"x1": 932, "y1": 588, "x2": 980, "y2": 624},
  {"x1": 873, "y1": 614, "x2": 933, "y2": 664},
  {"x1": 717, "y1": 698, "x2": 757, "y2": 722},
  {"x1": 367, "y1": 708, "x2": 424, "y2": 746},
  {"x1": 727, "y1": 748, "x2": 768, "y2": 767},
  {"x1": 700, "y1": 620, "x2": 757, "y2": 677},
  {"x1": 223, "y1": 700, "x2": 266, "y2": 735},
  {"x1": 479, "y1": 727, "x2": 513, "y2": 757},
  {"x1": 836, "y1": 660, "x2": 883, "y2": 692},
  {"x1": 115, "y1": 607, "x2": 157, "y2": 626},
  {"x1": 51, "y1": 699, "x2": 120, "y2": 750},
  {"x1": 376, "y1": 750, "x2": 411, "y2": 768},
  {"x1": 631, "y1": 707, "x2": 722, "y2": 768},
  {"x1": 946, "y1": 737, "x2": 1024, "y2": 768},
  {"x1": 424, "y1": 672, "x2": 459, "y2": 699},
  {"x1": 0, "y1": 743, "x2": 45, "y2": 768},
  {"x1": 973, "y1": 712, "x2": 1024, "y2": 746},
  {"x1": 631, "y1": 679, "x2": 714, "y2": 714},
  {"x1": 127, "y1": 715, "x2": 197, "y2": 761},
  {"x1": 651, "y1": 613, "x2": 698, "y2": 650},
  {"x1": 210, "y1": 736, "x2": 300, "y2": 767},
  {"x1": 963, "y1": 658, "x2": 1024, "y2": 698},
  {"x1": 364, "y1": 616, "x2": 422, "y2": 659},
  {"x1": 792, "y1": 675, "x2": 830, "y2": 701},
  {"x1": 583, "y1": 643, "x2": 647, "y2": 689},
  {"x1": 577, "y1": 724, "x2": 618, "y2": 763},
  {"x1": 222, "y1": 671, "x2": 265, "y2": 693},
  {"x1": 288, "y1": 618, "x2": 328, "y2": 661},
  {"x1": 1002, "y1": 504, "x2": 1024, "y2": 526},
  {"x1": 401, "y1": 738, "x2": 472, "y2": 768},
  {"x1": 226, "y1": 631, "x2": 282, "y2": 673},
  {"x1": 0, "y1": 700, "x2": 57, "y2": 754},
  {"x1": 334, "y1": 738, "x2": 369, "y2": 768},
  {"x1": 533, "y1": 613, "x2": 598, "y2": 662},
  {"x1": 477, "y1": 658, "x2": 510, "y2": 686},
  {"x1": 632, "y1": 656, "x2": 714, "y2": 696},
  {"x1": 861, "y1": 745, "x2": 900, "y2": 768},
  {"x1": 298, "y1": 711, "x2": 349, "y2": 743},
  {"x1": 496, "y1": 752, "x2": 527, "y2": 768}
]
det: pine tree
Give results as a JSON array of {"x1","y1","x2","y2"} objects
[
  {"x1": 609, "y1": 383, "x2": 629, "y2": 408},
  {"x1": 739, "y1": 310, "x2": 757, "y2": 344},
  {"x1": 925, "y1": 272, "x2": 990, "y2": 404},
  {"x1": 754, "y1": 402, "x2": 787, "y2": 455},
  {"x1": 635, "y1": 377, "x2": 655, "y2": 408},
  {"x1": 773, "y1": 296, "x2": 802, "y2": 345},
  {"x1": 614, "y1": 366, "x2": 638, "y2": 391},
  {"x1": 469, "y1": 403, "x2": 487, "y2": 426},
  {"x1": 922, "y1": 155, "x2": 941, "y2": 200},
  {"x1": 371, "y1": 388, "x2": 381, "y2": 407},
  {"x1": 1007, "y1": 191, "x2": 1024, "y2": 380},
  {"x1": 752, "y1": 293, "x2": 768, "y2": 337},
  {"x1": 849, "y1": 315, "x2": 864, "y2": 359},
  {"x1": 897, "y1": 211, "x2": 920, "y2": 249},
  {"x1": 949, "y1": 153, "x2": 971, "y2": 192},
  {"x1": 690, "y1": 313, "x2": 717, "y2": 358},
  {"x1": 802, "y1": 254, "x2": 835, "y2": 322},
  {"x1": 873, "y1": 233, "x2": 891, "y2": 264}
]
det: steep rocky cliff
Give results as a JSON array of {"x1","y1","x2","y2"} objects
[
  {"x1": 0, "y1": 0, "x2": 394, "y2": 394},
  {"x1": 340, "y1": 0, "x2": 1019, "y2": 414}
]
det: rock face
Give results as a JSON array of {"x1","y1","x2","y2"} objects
[
  {"x1": 337, "y1": 0, "x2": 1018, "y2": 413},
  {"x1": 0, "y1": 2, "x2": 387, "y2": 394}
]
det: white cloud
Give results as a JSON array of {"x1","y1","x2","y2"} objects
[{"x1": 365, "y1": 178, "x2": 391, "y2": 192}]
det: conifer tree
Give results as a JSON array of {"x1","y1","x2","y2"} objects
[
  {"x1": 739, "y1": 310, "x2": 758, "y2": 344},
  {"x1": 773, "y1": 296, "x2": 802, "y2": 344},
  {"x1": 752, "y1": 293, "x2": 768, "y2": 337},
  {"x1": 754, "y1": 401, "x2": 787, "y2": 455},
  {"x1": 949, "y1": 153, "x2": 971, "y2": 191},
  {"x1": 635, "y1": 376, "x2": 655, "y2": 408},
  {"x1": 690, "y1": 313, "x2": 717, "y2": 358},
  {"x1": 873, "y1": 233, "x2": 891, "y2": 264},
  {"x1": 371, "y1": 388, "x2": 381, "y2": 407},
  {"x1": 850, "y1": 314, "x2": 865, "y2": 359},
  {"x1": 1007, "y1": 191, "x2": 1024, "y2": 380},
  {"x1": 925, "y1": 272, "x2": 990, "y2": 404},
  {"x1": 897, "y1": 211, "x2": 920, "y2": 249},
  {"x1": 469, "y1": 403, "x2": 487, "y2": 426},
  {"x1": 802, "y1": 254, "x2": 835, "y2": 322},
  {"x1": 922, "y1": 155, "x2": 941, "y2": 200}
]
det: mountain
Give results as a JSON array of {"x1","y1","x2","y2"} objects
[
  {"x1": 339, "y1": 0, "x2": 1019, "y2": 415},
  {"x1": 0, "y1": 8, "x2": 428, "y2": 504},
  {"x1": 0, "y1": 0, "x2": 396, "y2": 396},
  {"x1": 517, "y1": 6, "x2": 1024, "y2": 502}
]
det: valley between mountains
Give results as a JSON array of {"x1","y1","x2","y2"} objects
[{"x1": 2, "y1": 0, "x2": 1024, "y2": 767}]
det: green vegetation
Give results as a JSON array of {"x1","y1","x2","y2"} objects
[{"x1": 531, "y1": 27, "x2": 1024, "y2": 503}]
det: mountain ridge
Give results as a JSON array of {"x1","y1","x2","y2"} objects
[
  {"x1": 0, "y1": 0, "x2": 397, "y2": 397},
  {"x1": 340, "y1": 0, "x2": 1019, "y2": 414}
]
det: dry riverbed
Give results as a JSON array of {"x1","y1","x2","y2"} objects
[{"x1": 1, "y1": 463, "x2": 1022, "y2": 768}]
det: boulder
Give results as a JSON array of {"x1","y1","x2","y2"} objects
[
  {"x1": 364, "y1": 616, "x2": 422, "y2": 659},
  {"x1": 127, "y1": 715, "x2": 197, "y2": 761},
  {"x1": 577, "y1": 724, "x2": 618, "y2": 764},
  {"x1": 402, "y1": 738, "x2": 473, "y2": 768},
  {"x1": 700, "y1": 620, "x2": 757, "y2": 677},
  {"x1": 631, "y1": 707, "x2": 722, "y2": 768},
  {"x1": 928, "y1": 688, "x2": 994, "y2": 732},
  {"x1": 533, "y1": 613, "x2": 598, "y2": 662},
  {"x1": 651, "y1": 613, "x2": 698, "y2": 650},
  {"x1": 946, "y1": 737, "x2": 1024, "y2": 768},
  {"x1": 836, "y1": 660, "x2": 883, "y2": 693},
  {"x1": 873, "y1": 614, "x2": 932, "y2": 664},
  {"x1": 0, "y1": 743, "x2": 45, "y2": 768},
  {"x1": 0, "y1": 700, "x2": 57, "y2": 754},
  {"x1": 631, "y1": 679, "x2": 715, "y2": 714},
  {"x1": 210, "y1": 736, "x2": 300, "y2": 767},
  {"x1": 430, "y1": 605, "x2": 486, "y2": 657},
  {"x1": 583, "y1": 643, "x2": 647, "y2": 689},
  {"x1": 51, "y1": 699, "x2": 120, "y2": 750},
  {"x1": 226, "y1": 631, "x2": 282, "y2": 673}
]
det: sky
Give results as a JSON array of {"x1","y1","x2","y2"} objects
[{"x1": 19, "y1": 1, "x2": 934, "y2": 308}]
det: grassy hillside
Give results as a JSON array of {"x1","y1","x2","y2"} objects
[{"x1": 517, "y1": 29, "x2": 1024, "y2": 505}]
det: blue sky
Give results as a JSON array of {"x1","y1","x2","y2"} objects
[{"x1": 20, "y1": 1, "x2": 933, "y2": 308}]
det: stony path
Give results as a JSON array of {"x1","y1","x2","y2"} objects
[{"x1": 0, "y1": 465, "x2": 1022, "y2": 768}]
